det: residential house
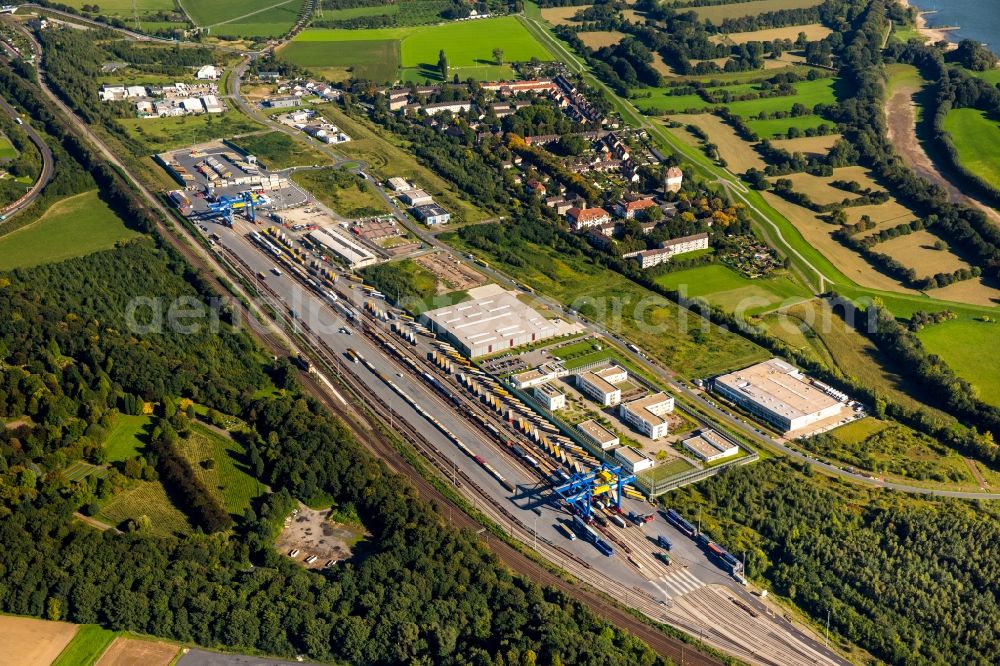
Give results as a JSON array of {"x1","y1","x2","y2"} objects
[{"x1": 567, "y1": 207, "x2": 611, "y2": 230}]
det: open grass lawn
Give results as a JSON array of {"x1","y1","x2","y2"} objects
[
  {"x1": 669, "y1": 113, "x2": 765, "y2": 171},
  {"x1": 0, "y1": 133, "x2": 18, "y2": 160},
  {"x1": 638, "y1": 457, "x2": 697, "y2": 483},
  {"x1": 278, "y1": 40, "x2": 400, "y2": 82},
  {"x1": 104, "y1": 414, "x2": 153, "y2": 463},
  {"x1": 0, "y1": 191, "x2": 141, "y2": 271},
  {"x1": 444, "y1": 232, "x2": 769, "y2": 377},
  {"x1": 51, "y1": 625, "x2": 118, "y2": 666},
  {"x1": 230, "y1": 131, "x2": 329, "y2": 170},
  {"x1": 968, "y1": 67, "x2": 1000, "y2": 85},
  {"x1": 98, "y1": 480, "x2": 193, "y2": 536},
  {"x1": 942, "y1": 108, "x2": 1000, "y2": 190},
  {"x1": 832, "y1": 417, "x2": 888, "y2": 445},
  {"x1": 118, "y1": 111, "x2": 261, "y2": 154},
  {"x1": 725, "y1": 77, "x2": 839, "y2": 117},
  {"x1": 314, "y1": 106, "x2": 487, "y2": 221},
  {"x1": 746, "y1": 113, "x2": 833, "y2": 138},
  {"x1": 692, "y1": 0, "x2": 822, "y2": 22},
  {"x1": 285, "y1": 18, "x2": 552, "y2": 82},
  {"x1": 176, "y1": 423, "x2": 267, "y2": 515},
  {"x1": 654, "y1": 264, "x2": 808, "y2": 315},
  {"x1": 918, "y1": 319, "x2": 1000, "y2": 408},
  {"x1": 290, "y1": 167, "x2": 391, "y2": 218}
]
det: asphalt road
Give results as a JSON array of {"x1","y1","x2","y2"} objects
[{"x1": 0, "y1": 94, "x2": 52, "y2": 221}]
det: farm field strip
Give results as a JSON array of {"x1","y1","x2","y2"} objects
[
  {"x1": 769, "y1": 166, "x2": 882, "y2": 206},
  {"x1": 578, "y1": 31, "x2": 628, "y2": 49},
  {"x1": 770, "y1": 133, "x2": 841, "y2": 156},
  {"x1": 874, "y1": 230, "x2": 970, "y2": 279},
  {"x1": 668, "y1": 113, "x2": 765, "y2": 171},
  {"x1": 719, "y1": 23, "x2": 832, "y2": 44},
  {"x1": 0, "y1": 615, "x2": 79, "y2": 666},
  {"x1": 692, "y1": 0, "x2": 822, "y2": 22},
  {"x1": 942, "y1": 108, "x2": 1000, "y2": 190}
]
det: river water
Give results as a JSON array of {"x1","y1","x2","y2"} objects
[{"x1": 914, "y1": 0, "x2": 1000, "y2": 54}]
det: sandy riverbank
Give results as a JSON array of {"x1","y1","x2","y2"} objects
[{"x1": 898, "y1": 0, "x2": 959, "y2": 50}]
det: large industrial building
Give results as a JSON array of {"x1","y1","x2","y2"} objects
[
  {"x1": 712, "y1": 358, "x2": 846, "y2": 433},
  {"x1": 307, "y1": 227, "x2": 380, "y2": 269},
  {"x1": 420, "y1": 285, "x2": 578, "y2": 357},
  {"x1": 619, "y1": 392, "x2": 674, "y2": 440}
]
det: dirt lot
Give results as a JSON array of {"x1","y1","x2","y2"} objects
[
  {"x1": 0, "y1": 615, "x2": 79, "y2": 666},
  {"x1": 275, "y1": 503, "x2": 366, "y2": 569},
  {"x1": 875, "y1": 229, "x2": 970, "y2": 278},
  {"x1": 671, "y1": 114, "x2": 765, "y2": 172},
  {"x1": 578, "y1": 31, "x2": 627, "y2": 49},
  {"x1": 95, "y1": 637, "x2": 177, "y2": 666},
  {"x1": 771, "y1": 133, "x2": 842, "y2": 157},
  {"x1": 415, "y1": 252, "x2": 487, "y2": 292},
  {"x1": 278, "y1": 204, "x2": 338, "y2": 228}
]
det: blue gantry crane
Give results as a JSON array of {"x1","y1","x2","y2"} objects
[
  {"x1": 205, "y1": 191, "x2": 263, "y2": 226},
  {"x1": 552, "y1": 463, "x2": 635, "y2": 520}
]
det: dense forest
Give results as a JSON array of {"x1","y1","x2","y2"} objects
[{"x1": 667, "y1": 459, "x2": 1000, "y2": 665}]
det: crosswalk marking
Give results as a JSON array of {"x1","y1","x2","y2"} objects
[{"x1": 649, "y1": 567, "x2": 704, "y2": 599}]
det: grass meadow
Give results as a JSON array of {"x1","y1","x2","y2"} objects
[
  {"x1": 917, "y1": 319, "x2": 1000, "y2": 408},
  {"x1": 104, "y1": 414, "x2": 153, "y2": 463},
  {"x1": 942, "y1": 108, "x2": 1000, "y2": 190},
  {"x1": 51, "y1": 625, "x2": 118, "y2": 666},
  {"x1": 230, "y1": 131, "x2": 330, "y2": 170},
  {"x1": 654, "y1": 264, "x2": 808, "y2": 315},
  {"x1": 176, "y1": 424, "x2": 267, "y2": 515},
  {"x1": 0, "y1": 191, "x2": 140, "y2": 271}
]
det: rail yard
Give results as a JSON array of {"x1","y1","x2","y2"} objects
[{"x1": 200, "y1": 196, "x2": 849, "y2": 666}]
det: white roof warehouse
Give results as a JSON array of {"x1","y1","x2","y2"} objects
[{"x1": 419, "y1": 285, "x2": 578, "y2": 357}]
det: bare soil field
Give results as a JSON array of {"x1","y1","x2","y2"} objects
[
  {"x1": 772, "y1": 166, "x2": 882, "y2": 206},
  {"x1": 578, "y1": 31, "x2": 626, "y2": 49},
  {"x1": 276, "y1": 503, "x2": 367, "y2": 570},
  {"x1": 761, "y1": 191, "x2": 917, "y2": 293},
  {"x1": 0, "y1": 615, "x2": 79, "y2": 666},
  {"x1": 723, "y1": 23, "x2": 832, "y2": 44},
  {"x1": 874, "y1": 230, "x2": 970, "y2": 278},
  {"x1": 415, "y1": 251, "x2": 487, "y2": 292},
  {"x1": 673, "y1": 113, "x2": 765, "y2": 171},
  {"x1": 927, "y1": 278, "x2": 1000, "y2": 307},
  {"x1": 540, "y1": 6, "x2": 586, "y2": 26},
  {"x1": 770, "y1": 133, "x2": 841, "y2": 157},
  {"x1": 96, "y1": 637, "x2": 177, "y2": 666}
]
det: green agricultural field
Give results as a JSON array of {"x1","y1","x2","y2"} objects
[
  {"x1": 0, "y1": 191, "x2": 141, "y2": 271},
  {"x1": 118, "y1": 111, "x2": 261, "y2": 154},
  {"x1": 942, "y1": 108, "x2": 1000, "y2": 190},
  {"x1": 175, "y1": 424, "x2": 267, "y2": 515},
  {"x1": 98, "y1": 480, "x2": 193, "y2": 536},
  {"x1": 654, "y1": 264, "x2": 808, "y2": 315},
  {"x1": 692, "y1": 0, "x2": 822, "y2": 23},
  {"x1": 0, "y1": 133, "x2": 18, "y2": 160},
  {"x1": 290, "y1": 167, "x2": 391, "y2": 218},
  {"x1": 444, "y1": 231, "x2": 769, "y2": 377},
  {"x1": 51, "y1": 625, "x2": 118, "y2": 666},
  {"x1": 181, "y1": 0, "x2": 306, "y2": 36},
  {"x1": 968, "y1": 68, "x2": 1000, "y2": 85},
  {"x1": 724, "y1": 77, "x2": 839, "y2": 117},
  {"x1": 324, "y1": 5, "x2": 400, "y2": 19},
  {"x1": 104, "y1": 414, "x2": 152, "y2": 463},
  {"x1": 285, "y1": 17, "x2": 552, "y2": 82},
  {"x1": 60, "y1": 0, "x2": 175, "y2": 16},
  {"x1": 746, "y1": 113, "x2": 834, "y2": 137},
  {"x1": 633, "y1": 92, "x2": 709, "y2": 114},
  {"x1": 279, "y1": 40, "x2": 401, "y2": 82},
  {"x1": 918, "y1": 318, "x2": 1000, "y2": 408},
  {"x1": 229, "y1": 131, "x2": 330, "y2": 169}
]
